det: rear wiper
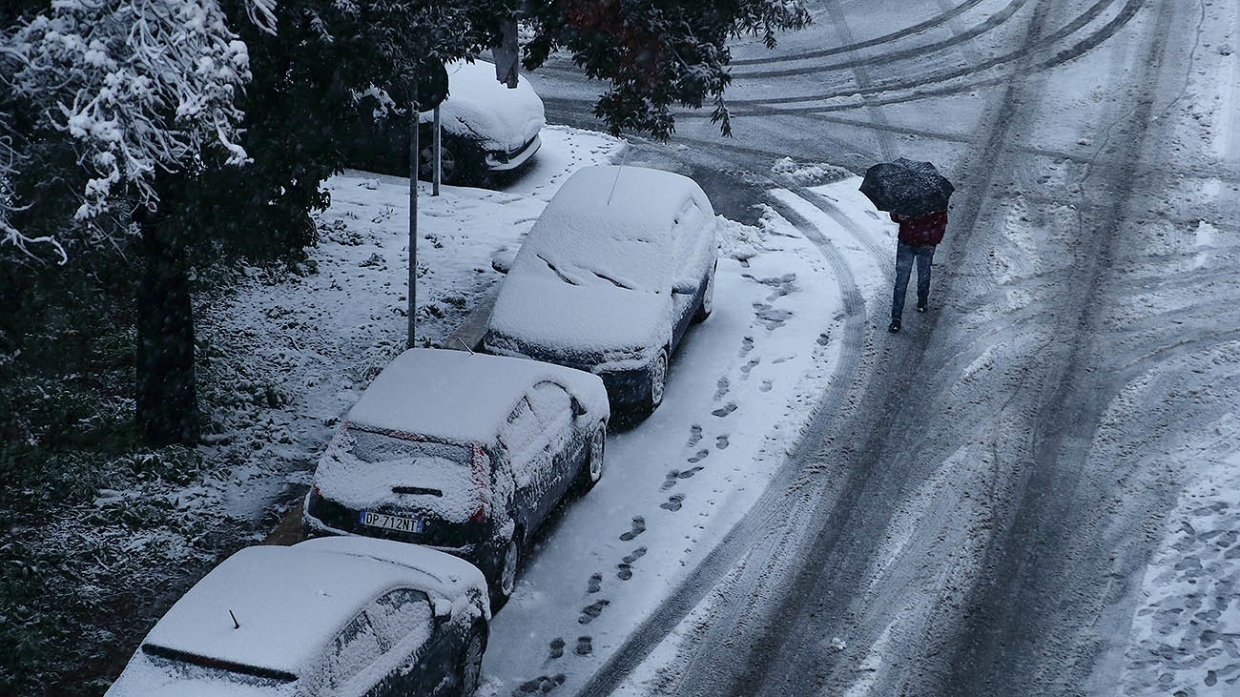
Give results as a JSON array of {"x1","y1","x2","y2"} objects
[{"x1": 392, "y1": 486, "x2": 444, "y2": 497}]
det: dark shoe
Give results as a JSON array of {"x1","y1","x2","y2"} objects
[
  {"x1": 916, "y1": 299, "x2": 928, "y2": 313},
  {"x1": 888, "y1": 320, "x2": 901, "y2": 333}
]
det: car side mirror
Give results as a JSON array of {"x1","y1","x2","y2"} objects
[{"x1": 570, "y1": 396, "x2": 588, "y2": 418}]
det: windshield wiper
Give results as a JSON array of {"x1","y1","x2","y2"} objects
[
  {"x1": 591, "y1": 270, "x2": 633, "y2": 290},
  {"x1": 142, "y1": 644, "x2": 297, "y2": 683},
  {"x1": 538, "y1": 254, "x2": 579, "y2": 285}
]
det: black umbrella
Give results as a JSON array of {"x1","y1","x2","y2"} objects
[{"x1": 860, "y1": 158, "x2": 955, "y2": 216}]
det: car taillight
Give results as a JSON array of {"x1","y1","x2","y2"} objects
[{"x1": 469, "y1": 507, "x2": 488, "y2": 525}]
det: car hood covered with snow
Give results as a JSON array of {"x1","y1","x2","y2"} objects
[
  {"x1": 421, "y1": 60, "x2": 544, "y2": 153},
  {"x1": 487, "y1": 273, "x2": 672, "y2": 366}
]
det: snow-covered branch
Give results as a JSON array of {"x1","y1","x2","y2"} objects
[{"x1": 5, "y1": 0, "x2": 255, "y2": 237}]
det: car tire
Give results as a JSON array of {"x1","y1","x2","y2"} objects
[
  {"x1": 694, "y1": 266, "x2": 716, "y2": 323},
  {"x1": 490, "y1": 532, "x2": 522, "y2": 611},
  {"x1": 642, "y1": 348, "x2": 669, "y2": 415},
  {"x1": 420, "y1": 135, "x2": 486, "y2": 186},
  {"x1": 573, "y1": 424, "x2": 606, "y2": 495},
  {"x1": 455, "y1": 625, "x2": 487, "y2": 696}
]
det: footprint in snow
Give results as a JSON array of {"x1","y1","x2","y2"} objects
[
  {"x1": 716, "y1": 435, "x2": 730, "y2": 450},
  {"x1": 620, "y1": 516, "x2": 646, "y2": 541},
  {"x1": 575, "y1": 637, "x2": 593, "y2": 656},
  {"x1": 688, "y1": 449, "x2": 710, "y2": 464},
  {"x1": 740, "y1": 336, "x2": 755, "y2": 357},
  {"x1": 662, "y1": 466, "x2": 703, "y2": 490},
  {"x1": 714, "y1": 377, "x2": 730, "y2": 401},
  {"x1": 579, "y1": 599, "x2": 609, "y2": 624},
  {"x1": 548, "y1": 637, "x2": 565, "y2": 661},
  {"x1": 713, "y1": 403, "x2": 738, "y2": 418},
  {"x1": 617, "y1": 546, "x2": 647, "y2": 580},
  {"x1": 741, "y1": 358, "x2": 761, "y2": 377},
  {"x1": 661, "y1": 493, "x2": 685, "y2": 512},
  {"x1": 817, "y1": 332, "x2": 830, "y2": 346},
  {"x1": 754, "y1": 304, "x2": 793, "y2": 330},
  {"x1": 587, "y1": 573, "x2": 603, "y2": 594},
  {"x1": 515, "y1": 675, "x2": 565, "y2": 695},
  {"x1": 687, "y1": 424, "x2": 703, "y2": 447}
]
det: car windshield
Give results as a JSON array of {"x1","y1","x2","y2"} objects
[
  {"x1": 344, "y1": 426, "x2": 471, "y2": 467},
  {"x1": 141, "y1": 644, "x2": 298, "y2": 684}
]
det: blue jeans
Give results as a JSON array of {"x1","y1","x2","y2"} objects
[{"x1": 892, "y1": 242, "x2": 935, "y2": 320}]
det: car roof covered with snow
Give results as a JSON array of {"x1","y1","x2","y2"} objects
[
  {"x1": 506, "y1": 165, "x2": 714, "y2": 293},
  {"x1": 345, "y1": 348, "x2": 608, "y2": 444},
  {"x1": 135, "y1": 539, "x2": 480, "y2": 680}
]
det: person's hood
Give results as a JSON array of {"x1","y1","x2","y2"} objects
[{"x1": 486, "y1": 274, "x2": 671, "y2": 365}]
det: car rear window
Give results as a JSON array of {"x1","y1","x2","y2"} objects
[
  {"x1": 141, "y1": 643, "x2": 298, "y2": 684},
  {"x1": 346, "y1": 427, "x2": 470, "y2": 467}
]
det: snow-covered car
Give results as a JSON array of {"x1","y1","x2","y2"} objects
[
  {"x1": 303, "y1": 348, "x2": 609, "y2": 607},
  {"x1": 482, "y1": 165, "x2": 719, "y2": 414},
  {"x1": 347, "y1": 59, "x2": 544, "y2": 185},
  {"x1": 105, "y1": 537, "x2": 490, "y2": 697}
]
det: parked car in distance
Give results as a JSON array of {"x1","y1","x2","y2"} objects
[
  {"x1": 346, "y1": 59, "x2": 544, "y2": 185},
  {"x1": 304, "y1": 348, "x2": 609, "y2": 608},
  {"x1": 105, "y1": 537, "x2": 490, "y2": 697},
  {"x1": 482, "y1": 165, "x2": 719, "y2": 414}
]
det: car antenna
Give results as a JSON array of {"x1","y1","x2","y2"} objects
[
  {"x1": 457, "y1": 338, "x2": 475, "y2": 354},
  {"x1": 606, "y1": 145, "x2": 631, "y2": 206},
  {"x1": 229, "y1": 609, "x2": 240, "y2": 630}
]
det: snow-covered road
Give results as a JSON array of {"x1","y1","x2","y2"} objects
[{"x1": 525, "y1": 1, "x2": 1240, "y2": 696}]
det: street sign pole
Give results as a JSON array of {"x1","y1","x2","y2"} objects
[
  {"x1": 433, "y1": 105, "x2": 441, "y2": 196},
  {"x1": 408, "y1": 73, "x2": 419, "y2": 349}
]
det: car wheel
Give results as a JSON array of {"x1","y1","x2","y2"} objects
[
  {"x1": 573, "y1": 425, "x2": 606, "y2": 494},
  {"x1": 643, "y1": 348, "x2": 669, "y2": 414},
  {"x1": 456, "y1": 626, "x2": 486, "y2": 696},
  {"x1": 490, "y1": 533, "x2": 522, "y2": 610},
  {"x1": 420, "y1": 135, "x2": 485, "y2": 186},
  {"x1": 694, "y1": 266, "x2": 716, "y2": 322}
]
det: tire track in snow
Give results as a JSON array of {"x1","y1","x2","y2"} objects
[
  {"x1": 732, "y1": 0, "x2": 1030, "y2": 79},
  {"x1": 732, "y1": 0, "x2": 994, "y2": 66},
  {"x1": 935, "y1": 1, "x2": 1192, "y2": 694},
  {"x1": 724, "y1": 0, "x2": 1132, "y2": 108},
  {"x1": 817, "y1": 0, "x2": 900, "y2": 161}
]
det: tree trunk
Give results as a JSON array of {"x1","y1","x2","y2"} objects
[{"x1": 134, "y1": 204, "x2": 199, "y2": 446}]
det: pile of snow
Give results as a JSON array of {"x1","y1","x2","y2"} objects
[{"x1": 770, "y1": 157, "x2": 853, "y2": 187}]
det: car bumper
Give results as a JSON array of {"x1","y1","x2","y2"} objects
[
  {"x1": 303, "y1": 502, "x2": 484, "y2": 559},
  {"x1": 596, "y1": 367, "x2": 652, "y2": 407},
  {"x1": 485, "y1": 134, "x2": 540, "y2": 171},
  {"x1": 483, "y1": 342, "x2": 651, "y2": 407}
]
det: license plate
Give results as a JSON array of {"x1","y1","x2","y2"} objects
[{"x1": 359, "y1": 511, "x2": 424, "y2": 534}]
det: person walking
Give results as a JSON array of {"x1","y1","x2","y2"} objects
[{"x1": 888, "y1": 208, "x2": 947, "y2": 333}]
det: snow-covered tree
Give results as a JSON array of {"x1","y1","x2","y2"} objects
[
  {"x1": 1, "y1": 0, "x2": 259, "y2": 244},
  {"x1": 0, "y1": 0, "x2": 277, "y2": 444}
]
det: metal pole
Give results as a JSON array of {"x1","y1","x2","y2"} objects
[
  {"x1": 433, "y1": 105, "x2": 442, "y2": 196},
  {"x1": 408, "y1": 74, "x2": 419, "y2": 349}
]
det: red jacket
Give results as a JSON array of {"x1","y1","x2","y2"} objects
[{"x1": 891, "y1": 210, "x2": 948, "y2": 246}]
